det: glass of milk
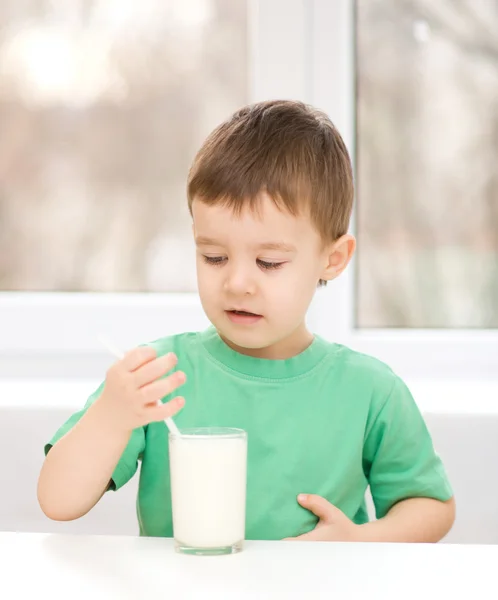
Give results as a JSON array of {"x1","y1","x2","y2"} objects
[{"x1": 169, "y1": 427, "x2": 247, "y2": 555}]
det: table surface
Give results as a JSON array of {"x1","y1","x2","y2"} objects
[{"x1": 2, "y1": 532, "x2": 497, "y2": 599}]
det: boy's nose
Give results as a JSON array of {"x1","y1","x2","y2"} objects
[{"x1": 223, "y1": 267, "x2": 257, "y2": 296}]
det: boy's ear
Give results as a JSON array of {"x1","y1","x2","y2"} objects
[{"x1": 320, "y1": 234, "x2": 356, "y2": 282}]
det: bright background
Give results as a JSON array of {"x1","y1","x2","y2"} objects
[{"x1": 0, "y1": 0, "x2": 497, "y2": 543}]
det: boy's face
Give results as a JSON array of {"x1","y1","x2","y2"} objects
[{"x1": 192, "y1": 193, "x2": 354, "y2": 358}]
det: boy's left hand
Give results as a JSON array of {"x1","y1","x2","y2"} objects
[{"x1": 284, "y1": 494, "x2": 360, "y2": 542}]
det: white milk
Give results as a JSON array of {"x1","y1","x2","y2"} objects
[{"x1": 169, "y1": 429, "x2": 247, "y2": 549}]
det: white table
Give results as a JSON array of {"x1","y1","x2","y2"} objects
[{"x1": 1, "y1": 532, "x2": 497, "y2": 599}]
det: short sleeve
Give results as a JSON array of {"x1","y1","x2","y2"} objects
[
  {"x1": 363, "y1": 376, "x2": 453, "y2": 519},
  {"x1": 44, "y1": 381, "x2": 145, "y2": 492}
]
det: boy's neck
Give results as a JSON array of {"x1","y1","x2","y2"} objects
[{"x1": 219, "y1": 324, "x2": 314, "y2": 360}]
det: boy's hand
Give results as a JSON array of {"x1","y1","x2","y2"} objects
[
  {"x1": 284, "y1": 494, "x2": 360, "y2": 542},
  {"x1": 98, "y1": 346, "x2": 186, "y2": 433}
]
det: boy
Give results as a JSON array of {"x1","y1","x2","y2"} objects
[{"x1": 38, "y1": 100, "x2": 455, "y2": 542}]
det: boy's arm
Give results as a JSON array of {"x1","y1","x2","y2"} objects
[
  {"x1": 38, "y1": 347, "x2": 186, "y2": 521},
  {"x1": 37, "y1": 400, "x2": 132, "y2": 521},
  {"x1": 284, "y1": 494, "x2": 455, "y2": 543},
  {"x1": 358, "y1": 496, "x2": 456, "y2": 542}
]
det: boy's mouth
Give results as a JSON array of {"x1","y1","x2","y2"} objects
[{"x1": 225, "y1": 309, "x2": 263, "y2": 324}]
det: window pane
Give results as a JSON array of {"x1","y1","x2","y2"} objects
[
  {"x1": 355, "y1": 0, "x2": 498, "y2": 328},
  {"x1": 0, "y1": 0, "x2": 248, "y2": 292}
]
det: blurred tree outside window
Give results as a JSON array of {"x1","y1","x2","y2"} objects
[
  {"x1": 356, "y1": 0, "x2": 498, "y2": 328},
  {"x1": 0, "y1": 0, "x2": 247, "y2": 293},
  {"x1": 3, "y1": 0, "x2": 496, "y2": 331}
]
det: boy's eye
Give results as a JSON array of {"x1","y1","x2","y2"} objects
[
  {"x1": 202, "y1": 256, "x2": 285, "y2": 270},
  {"x1": 257, "y1": 259, "x2": 285, "y2": 270},
  {"x1": 203, "y1": 256, "x2": 226, "y2": 266}
]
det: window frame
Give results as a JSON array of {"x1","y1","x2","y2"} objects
[
  {"x1": 0, "y1": 0, "x2": 496, "y2": 382},
  {"x1": 307, "y1": 0, "x2": 498, "y2": 380}
]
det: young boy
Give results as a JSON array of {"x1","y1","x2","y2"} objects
[{"x1": 38, "y1": 100, "x2": 455, "y2": 542}]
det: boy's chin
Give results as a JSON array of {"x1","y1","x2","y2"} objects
[{"x1": 216, "y1": 325, "x2": 274, "y2": 351}]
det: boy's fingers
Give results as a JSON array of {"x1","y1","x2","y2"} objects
[
  {"x1": 122, "y1": 346, "x2": 157, "y2": 371},
  {"x1": 133, "y1": 353, "x2": 178, "y2": 388},
  {"x1": 141, "y1": 371, "x2": 186, "y2": 405},
  {"x1": 297, "y1": 494, "x2": 341, "y2": 524},
  {"x1": 147, "y1": 396, "x2": 185, "y2": 422}
]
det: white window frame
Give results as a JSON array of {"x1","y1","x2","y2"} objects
[{"x1": 0, "y1": 0, "x2": 496, "y2": 382}]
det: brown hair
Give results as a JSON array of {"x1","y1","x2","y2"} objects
[{"x1": 187, "y1": 100, "x2": 354, "y2": 284}]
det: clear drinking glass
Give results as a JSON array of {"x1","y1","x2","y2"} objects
[{"x1": 169, "y1": 427, "x2": 248, "y2": 555}]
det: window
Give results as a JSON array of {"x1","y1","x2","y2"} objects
[
  {"x1": 0, "y1": 0, "x2": 248, "y2": 294},
  {"x1": 1, "y1": 0, "x2": 496, "y2": 382},
  {"x1": 307, "y1": 0, "x2": 497, "y2": 381},
  {"x1": 356, "y1": 0, "x2": 498, "y2": 329},
  {"x1": 0, "y1": 0, "x2": 313, "y2": 363}
]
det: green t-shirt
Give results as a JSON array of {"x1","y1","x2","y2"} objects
[{"x1": 45, "y1": 327, "x2": 452, "y2": 540}]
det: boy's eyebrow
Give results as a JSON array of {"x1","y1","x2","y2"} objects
[
  {"x1": 195, "y1": 236, "x2": 296, "y2": 253},
  {"x1": 195, "y1": 236, "x2": 221, "y2": 246},
  {"x1": 256, "y1": 242, "x2": 297, "y2": 252}
]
